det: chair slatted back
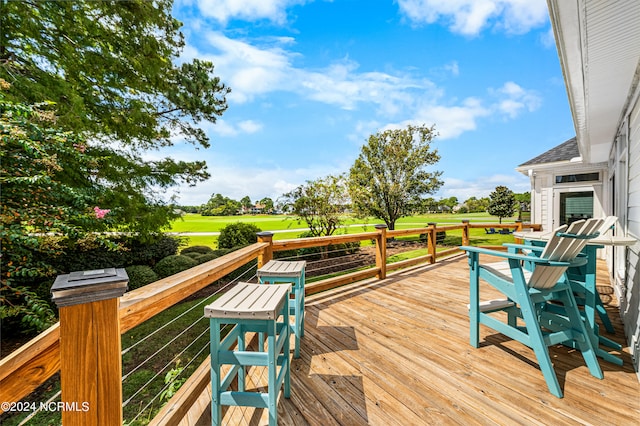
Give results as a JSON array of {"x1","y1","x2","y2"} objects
[
  {"x1": 529, "y1": 218, "x2": 603, "y2": 289},
  {"x1": 598, "y1": 216, "x2": 618, "y2": 236}
]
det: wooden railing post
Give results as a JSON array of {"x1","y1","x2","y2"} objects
[
  {"x1": 461, "y1": 219, "x2": 470, "y2": 246},
  {"x1": 374, "y1": 224, "x2": 387, "y2": 279},
  {"x1": 51, "y1": 269, "x2": 128, "y2": 426},
  {"x1": 514, "y1": 220, "x2": 523, "y2": 244},
  {"x1": 257, "y1": 231, "x2": 274, "y2": 268},
  {"x1": 427, "y1": 222, "x2": 437, "y2": 264}
]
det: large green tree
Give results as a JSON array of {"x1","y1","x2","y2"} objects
[
  {"x1": 259, "y1": 197, "x2": 274, "y2": 213},
  {"x1": 348, "y1": 125, "x2": 443, "y2": 230},
  {"x1": 0, "y1": 0, "x2": 230, "y2": 233},
  {"x1": 0, "y1": 90, "x2": 118, "y2": 333},
  {"x1": 464, "y1": 196, "x2": 490, "y2": 213},
  {"x1": 487, "y1": 186, "x2": 516, "y2": 223},
  {"x1": 281, "y1": 175, "x2": 349, "y2": 237},
  {"x1": 201, "y1": 193, "x2": 241, "y2": 216}
]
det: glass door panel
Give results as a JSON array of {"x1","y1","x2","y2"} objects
[{"x1": 559, "y1": 191, "x2": 594, "y2": 226}]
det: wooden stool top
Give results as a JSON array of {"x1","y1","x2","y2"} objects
[
  {"x1": 204, "y1": 282, "x2": 291, "y2": 320},
  {"x1": 257, "y1": 260, "x2": 306, "y2": 277}
]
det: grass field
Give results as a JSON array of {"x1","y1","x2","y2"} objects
[
  {"x1": 170, "y1": 212, "x2": 519, "y2": 248},
  {"x1": 170, "y1": 212, "x2": 514, "y2": 233}
]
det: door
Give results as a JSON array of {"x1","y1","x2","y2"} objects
[{"x1": 553, "y1": 184, "x2": 603, "y2": 228}]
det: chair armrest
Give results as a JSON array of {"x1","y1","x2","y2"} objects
[
  {"x1": 459, "y1": 246, "x2": 572, "y2": 267},
  {"x1": 503, "y1": 243, "x2": 544, "y2": 253}
]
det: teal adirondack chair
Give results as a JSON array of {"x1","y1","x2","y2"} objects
[
  {"x1": 460, "y1": 218, "x2": 604, "y2": 398},
  {"x1": 510, "y1": 216, "x2": 618, "y2": 334}
]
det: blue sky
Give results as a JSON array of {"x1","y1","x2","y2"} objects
[{"x1": 165, "y1": 0, "x2": 576, "y2": 206}]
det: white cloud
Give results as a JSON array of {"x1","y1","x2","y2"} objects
[
  {"x1": 406, "y1": 97, "x2": 491, "y2": 139},
  {"x1": 301, "y1": 60, "x2": 431, "y2": 114},
  {"x1": 439, "y1": 173, "x2": 530, "y2": 201},
  {"x1": 193, "y1": 33, "x2": 438, "y2": 114},
  {"x1": 382, "y1": 80, "x2": 540, "y2": 141},
  {"x1": 348, "y1": 120, "x2": 382, "y2": 144},
  {"x1": 444, "y1": 61, "x2": 460, "y2": 76},
  {"x1": 492, "y1": 81, "x2": 541, "y2": 118},
  {"x1": 203, "y1": 33, "x2": 296, "y2": 104},
  {"x1": 194, "y1": 0, "x2": 307, "y2": 25},
  {"x1": 208, "y1": 119, "x2": 238, "y2": 137},
  {"x1": 237, "y1": 120, "x2": 263, "y2": 134},
  {"x1": 397, "y1": 0, "x2": 549, "y2": 36}
]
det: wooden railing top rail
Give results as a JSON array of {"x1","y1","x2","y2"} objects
[
  {"x1": 387, "y1": 227, "x2": 428, "y2": 237},
  {"x1": 434, "y1": 224, "x2": 467, "y2": 232},
  {"x1": 271, "y1": 231, "x2": 379, "y2": 251}
]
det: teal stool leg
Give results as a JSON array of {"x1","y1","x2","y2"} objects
[
  {"x1": 560, "y1": 289, "x2": 603, "y2": 379},
  {"x1": 210, "y1": 318, "x2": 222, "y2": 425},
  {"x1": 468, "y1": 252, "x2": 481, "y2": 348},
  {"x1": 293, "y1": 276, "x2": 302, "y2": 358},
  {"x1": 259, "y1": 274, "x2": 305, "y2": 358},
  {"x1": 237, "y1": 324, "x2": 245, "y2": 392},
  {"x1": 595, "y1": 292, "x2": 615, "y2": 333},
  {"x1": 282, "y1": 295, "x2": 291, "y2": 399},
  {"x1": 299, "y1": 270, "x2": 305, "y2": 338},
  {"x1": 267, "y1": 316, "x2": 277, "y2": 426}
]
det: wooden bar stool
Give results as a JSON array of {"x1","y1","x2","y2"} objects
[
  {"x1": 257, "y1": 260, "x2": 306, "y2": 358},
  {"x1": 204, "y1": 282, "x2": 291, "y2": 426}
]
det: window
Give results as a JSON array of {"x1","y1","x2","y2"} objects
[
  {"x1": 555, "y1": 172, "x2": 600, "y2": 184},
  {"x1": 559, "y1": 191, "x2": 593, "y2": 226}
]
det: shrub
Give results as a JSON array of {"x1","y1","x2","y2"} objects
[
  {"x1": 194, "y1": 252, "x2": 219, "y2": 264},
  {"x1": 125, "y1": 265, "x2": 159, "y2": 290},
  {"x1": 217, "y1": 223, "x2": 261, "y2": 249},
  {"x1": 47, "y1": 234, "x2": 182, "y2": 273},
  {"x1": 127, "y1": 235, "x2": 183, "y2": 266},
  {"x1": 193, "y1": 249, "x2": 234, "y2": 265},
  {"x1": 182, "y1": 251, "x2": 202, "y2": 260},
  {"x1": 181, "y1": 245, "x2": 214, "y2": 256},
  {"x1": 153, "y1": 255, "x2": 198, "y2": 278}
]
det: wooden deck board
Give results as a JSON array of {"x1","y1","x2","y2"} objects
[{"x1": 191, "y1": 255, "x2": 640, "y2": 425}]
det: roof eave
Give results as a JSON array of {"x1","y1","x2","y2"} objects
[{"x1": 546, "y1": 0, "x2": 590, "y2": 162}]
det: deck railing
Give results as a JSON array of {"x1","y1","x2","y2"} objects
[{"x1": 0, "y1": 220, "x2": 540, "y2": 424}]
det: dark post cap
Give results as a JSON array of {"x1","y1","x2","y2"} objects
[
  {"x1": 374, "y1": 224, "x2": 387, "y2": 229},
  {"x1": 51, "y1": 268, "x2": 129, "y2": 307}
]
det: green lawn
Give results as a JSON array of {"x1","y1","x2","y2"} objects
[{"x1": 171, "y1": 213, "x2": 520, "y2": 248}]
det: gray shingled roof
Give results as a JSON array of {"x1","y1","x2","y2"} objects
[{"x1": 518, "y1": 137, "x2": 579, "y2": 167}]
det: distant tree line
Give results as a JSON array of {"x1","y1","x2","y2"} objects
[
  {"x1": 178, "y1": 194, "x2": 276, "y2": 216},
  {"x1": 177, "y1": 190, "x2": 530, "y2": 221}
]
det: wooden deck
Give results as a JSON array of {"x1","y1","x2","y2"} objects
[{"x1": 184, "y1": 254, "x2": 639, "y2": 425}]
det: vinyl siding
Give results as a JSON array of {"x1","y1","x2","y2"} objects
[{"x1": 624, "y1": 93, "x2": 640, "y2": 370}]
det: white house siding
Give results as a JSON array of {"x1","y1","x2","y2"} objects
[{"x1": 624, "y1": 91, "x2": 640, "y2": 370}]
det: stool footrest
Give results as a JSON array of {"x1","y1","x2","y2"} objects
[
  {"x1": 220, "y1": 391, "x2": 269, "y2": 408},
  {"x1": 219, "y1": 350, "x2": 289, "y2": 368},
  {"x1": 220, "y1": 350, "x2": 268, "y2": 366}
]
